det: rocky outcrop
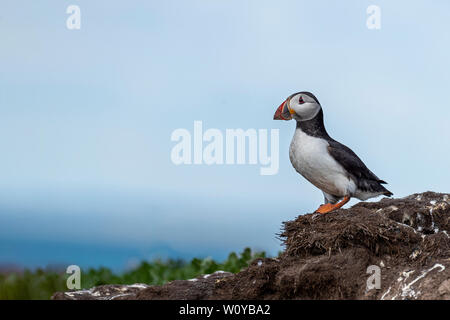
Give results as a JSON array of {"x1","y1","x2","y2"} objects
[
  {"x1": 52, "y1": 192, "x2": 450, "y2": 300},
  {"x1": 51, "y1": 272, "x2": 233, "y2": 300}
]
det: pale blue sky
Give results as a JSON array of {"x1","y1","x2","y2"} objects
[{"x1": 0, "y1": 1, "x2": 449, "y2": 269}]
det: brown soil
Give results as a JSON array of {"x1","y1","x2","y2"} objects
[{"x1": 52, "y1": 192, "x2": 450, "y2": 300}]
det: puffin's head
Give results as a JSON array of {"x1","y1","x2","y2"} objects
[{"x1": 273, "y1": 92, "x2": 321, "y2": 121}]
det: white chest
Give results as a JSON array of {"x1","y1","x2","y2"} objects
[{"x1": 289, "y1": 128, "x2": 354, "y2": 196}]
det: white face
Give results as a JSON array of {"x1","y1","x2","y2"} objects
[{"x1": 288, "y1": 93, "x2": 321, "y2": 121}]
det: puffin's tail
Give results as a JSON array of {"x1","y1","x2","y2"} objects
[
  {"x1": 377, "y1": 180, "x2": 393, "y2": 197},
  {"x1": 379, "y1": 181, "x2": 393, "y2": 197},
  {"x1": 358, "y1": 179, "x2": 393, "y2": 197},
  {"x1": 383, "y1": 190, "x2": 394, "y2": 197}
]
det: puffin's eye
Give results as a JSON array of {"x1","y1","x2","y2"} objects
[{"x1": 299, "y1": 96, "x2": 304, "y2": 104}]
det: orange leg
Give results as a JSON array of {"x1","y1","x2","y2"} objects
[{"x1": 315, "y1": 196, "x2": 350, "y2": 214}]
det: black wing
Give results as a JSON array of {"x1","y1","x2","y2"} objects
[{"x1": 327, "y1": 140, "x2": 392, "y2": 195}]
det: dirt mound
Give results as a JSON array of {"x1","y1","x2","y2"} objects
[{"x1": 53, "y1": 192, "x2": 450, "y2": 300}]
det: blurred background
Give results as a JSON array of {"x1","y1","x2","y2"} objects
[{"x1": 0, "y1": 0, "x2": 449, "y2": 277}]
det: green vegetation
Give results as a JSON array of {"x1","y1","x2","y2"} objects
[{"x1": 0, "y1": 248, "x2": 265, "y2": 300}]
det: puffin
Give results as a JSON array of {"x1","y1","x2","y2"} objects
[{"x1": 274, "y1": 91, "x2": 392, "y2": 214}]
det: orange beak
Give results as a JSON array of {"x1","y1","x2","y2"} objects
[{"x1": 273, "y1": 100, "x2": 293, "y2": 120}]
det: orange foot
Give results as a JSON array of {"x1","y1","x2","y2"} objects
[{"x1": 315, "y1": 196, "x2": 350, "y2": 214}]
